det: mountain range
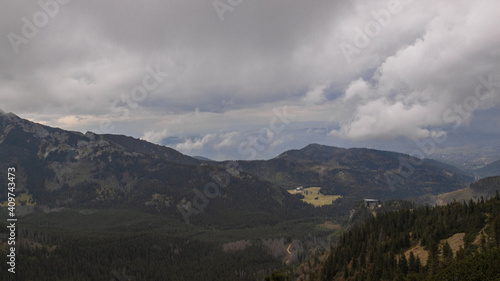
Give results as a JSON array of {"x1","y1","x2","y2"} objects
[
  {"x1": 0, "y1": 111, "x2": 304, "y2": 227},
  {"x1": 1, "y1": 110, "x2": 498, "y2": 281},
  {"x1": 227, "y1": 144, "x2": 473, "y2": 201},
  {"x1": 0, "y1": 110, "x2": 476, "y2": 222}
]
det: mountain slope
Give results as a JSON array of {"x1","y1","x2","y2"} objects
[
  {"x1": 0, "y1": 111, "x2": 306, "y2": 227},
  {"x1": 232, "y1": 144, "x2": 473, "y2": 201},
  {"x1": 0, "y1": 111, "x2": 474, "y2": 224},
  {"x1": 321, "y1": 194, "x2": 500, "y2": 281},
  {"x1": 0, "y1": 112, "x2": 347, "y2": 281},
  {"x1": 269, "y1": 178, "x2": 500, "y2": 281},
  {"x1": 412, "y1": 176, "x2": 500, "y2": 206},
  {"x1": 102, "y1": 133, "x2": 200, "y2": 165},
  {"x1": 475, "y1": 159, "x2": 500, "y2": 178}
]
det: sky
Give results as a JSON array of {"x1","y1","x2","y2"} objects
[{"x1": 1, "y1": 0, "x2": 499, "y2": 161}]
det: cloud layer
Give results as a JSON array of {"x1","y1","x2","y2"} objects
[{"x1": 1, "y1": 0, "x2": 499, "y2": 160}]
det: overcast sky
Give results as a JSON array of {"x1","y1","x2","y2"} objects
[{"x1": 1, "y1": 0, "x2": 499, "y2": 160}]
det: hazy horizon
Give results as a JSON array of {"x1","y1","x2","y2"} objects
[{"x1": 2, "y1": 0, "x2": 499, "y2": 161}]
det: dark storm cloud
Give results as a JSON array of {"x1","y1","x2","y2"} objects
[{"x1": 1, "y1": 0, "x2": 499, "y2": 160}]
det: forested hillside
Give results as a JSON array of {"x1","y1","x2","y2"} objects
[
  {"x1": 0, "y1": 111, "x2": 492, "y2": 280},
  {"x1": 319, "y1": 181, "x2": 500, "y2": 280},
  {"x1": 233, "y1": 144, "x2": 472, "y2": 201},
  {"x1": 266, "y1": 177, "x2": 500, "y2": 281}
]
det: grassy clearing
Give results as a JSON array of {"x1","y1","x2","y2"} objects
[
  {"x1": 287, "y1": 187, "x2": 341, "y2": 207},
  {"x1": 404, "y1": 243, "x2": 429, "y2": 265},
  {"x1": 437, "y1": 187, "x2": 473, "y2": 205},
  {"x1": 404, "y1": 232, "x2": 466, "y2": 266},
  {"x1": 444, "y1": 232, "x2": 465, "y2": 255},
  {"x1": 1, "y1": 190, "x2": 36, "y2": 207},
  {"x1": 317, "y1": 221, "x2": 341, "y2": 230},
  {"x1": 18, "y1": 191, "x2": 36, "y2": 206}
]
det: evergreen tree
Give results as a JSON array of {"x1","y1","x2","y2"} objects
[
  {"x1": 415, "y1": 256, "x2": 422, "y2": 273},
  {"x1": 428, "y1": 242, "x2": 440, "y2": 276},
  {"x1": 319, "y1": 195, "x2": 500, "y2": 280},
  {"x1": 408, "y1": 251, "x2": 417, "y2": 273},
  {"x1": 456, "y1": 246, "x2": 467, "y2": 261},
  {"x1": 494, "y1": 215, "x2": 500, "y2": 248},
  {"x1": 480, "y1": 231, "x2": 487, "y2": 252},
  {"x1": 398, "y1": 254, "x2": 409, "y2": 275},
  {"x1": 442, "y1": 241, "x2": 453, "y2": 267}
]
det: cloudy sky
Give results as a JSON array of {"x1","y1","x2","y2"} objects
[{"x1": 1, "y1": 0, "x2": 499, "y2": 161}]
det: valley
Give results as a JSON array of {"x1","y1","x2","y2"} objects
[
  {"x1": 0, "y1": 111, "x2": 499, "y2": 280},
  {"x1": 3, "y1": 1, "x2": 500, "y2": 280}
]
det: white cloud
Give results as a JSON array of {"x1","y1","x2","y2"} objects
[
  {"x1": 141, "y1": 129, "x2": 169, "y2": 145},
  {"x1": 214, "y1": 131, "x2": 240, "y2": 149},
  {"x1": 330, "y1": 0, "x2": 500, "y2": 141},
  {"x1": 1, "y1": 0, "x2": 499, "y2": 160},
  {"x1": 301, "y1": 84, "x2": 329, "y2": 106},
  {"x1": 175, "y1": 134, "x2": 216, "y2": 152},
  {"x1": 343, "y1": 78, "x2": 371, "y2": 101}
]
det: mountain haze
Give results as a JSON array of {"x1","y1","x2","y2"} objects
[
  {"x1": 475, "y1": 159, "x2": 500, "y2": 179},
  {"x1": 0, "y1": 110, "x2": 491, "y2": 281},
  {"x1": 232, "y1": 143, "x2": 473, "y2": 201},
  {"x1": 0, "y1": 111, "x2": 474, "y2": 217}
]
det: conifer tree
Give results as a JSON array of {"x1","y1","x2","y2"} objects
[
  {"x1": 415, "y1": 256, "x2": 422, "y2": 273},
  {"x1": 442, "y1": 241, "x2": 453, "y2": 267},
  {"x1": 398, "y1": 254, "x2": 409, "y2": 275},
  {"x1": 493, "y1": 215, "x2": 500, "y2": 248},
  {"x1": 408, "y1": 251, "x2": 417, "y2": 273},
  {"x1": 428, "y1": 242, "x2": 440, "y2": 276}
]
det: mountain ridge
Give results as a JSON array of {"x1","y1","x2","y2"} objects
[
  {"x1": 475, "y1": 159, "x2": 500, "y2": 178},
  {"x1": 0, "y1": 111, "x2": 473, "y2": 220},
  {"x1": 230, "y1": 143, "x2": 473, "y2": 201},
  {"x1": 0, "y1": 111, "x2": 307, "y2": 227}
]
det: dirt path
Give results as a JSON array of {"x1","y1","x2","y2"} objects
[{"x1": 285, "y1": 243, "x2": 292, "y2": 265}]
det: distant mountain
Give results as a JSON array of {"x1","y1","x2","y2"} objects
[
  {"x1": 193, "y1": 155, "x2": 214, "y2": 161},
  {"x1": 0, "y1": 111, "x2": 489, "y2": 280},
  {"x1": 0, "y1": 111, "x2": 331, "y2": 281},
  {"x1": 231, "y1": 143, "x2": 473, "y2": 201},
  {"x1": 102, "y1": 133, "x2": 201, "y2": 165},
  {"x1": 0, "y1": 111, "x2": 474, "y2": 225},
  {"x1": 413, "y1": 176, "x2": 500, "y2": 206},
  {"x1": 0, "y1": 111, "x2": 308, "y2": 227},
  {"x1": 475, "y1": 159, "x2": 500, "y2": 178}
]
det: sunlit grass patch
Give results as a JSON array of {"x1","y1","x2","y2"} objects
[{"x1": 288, "y1": 187, "x2": 341, "y2": 207}]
